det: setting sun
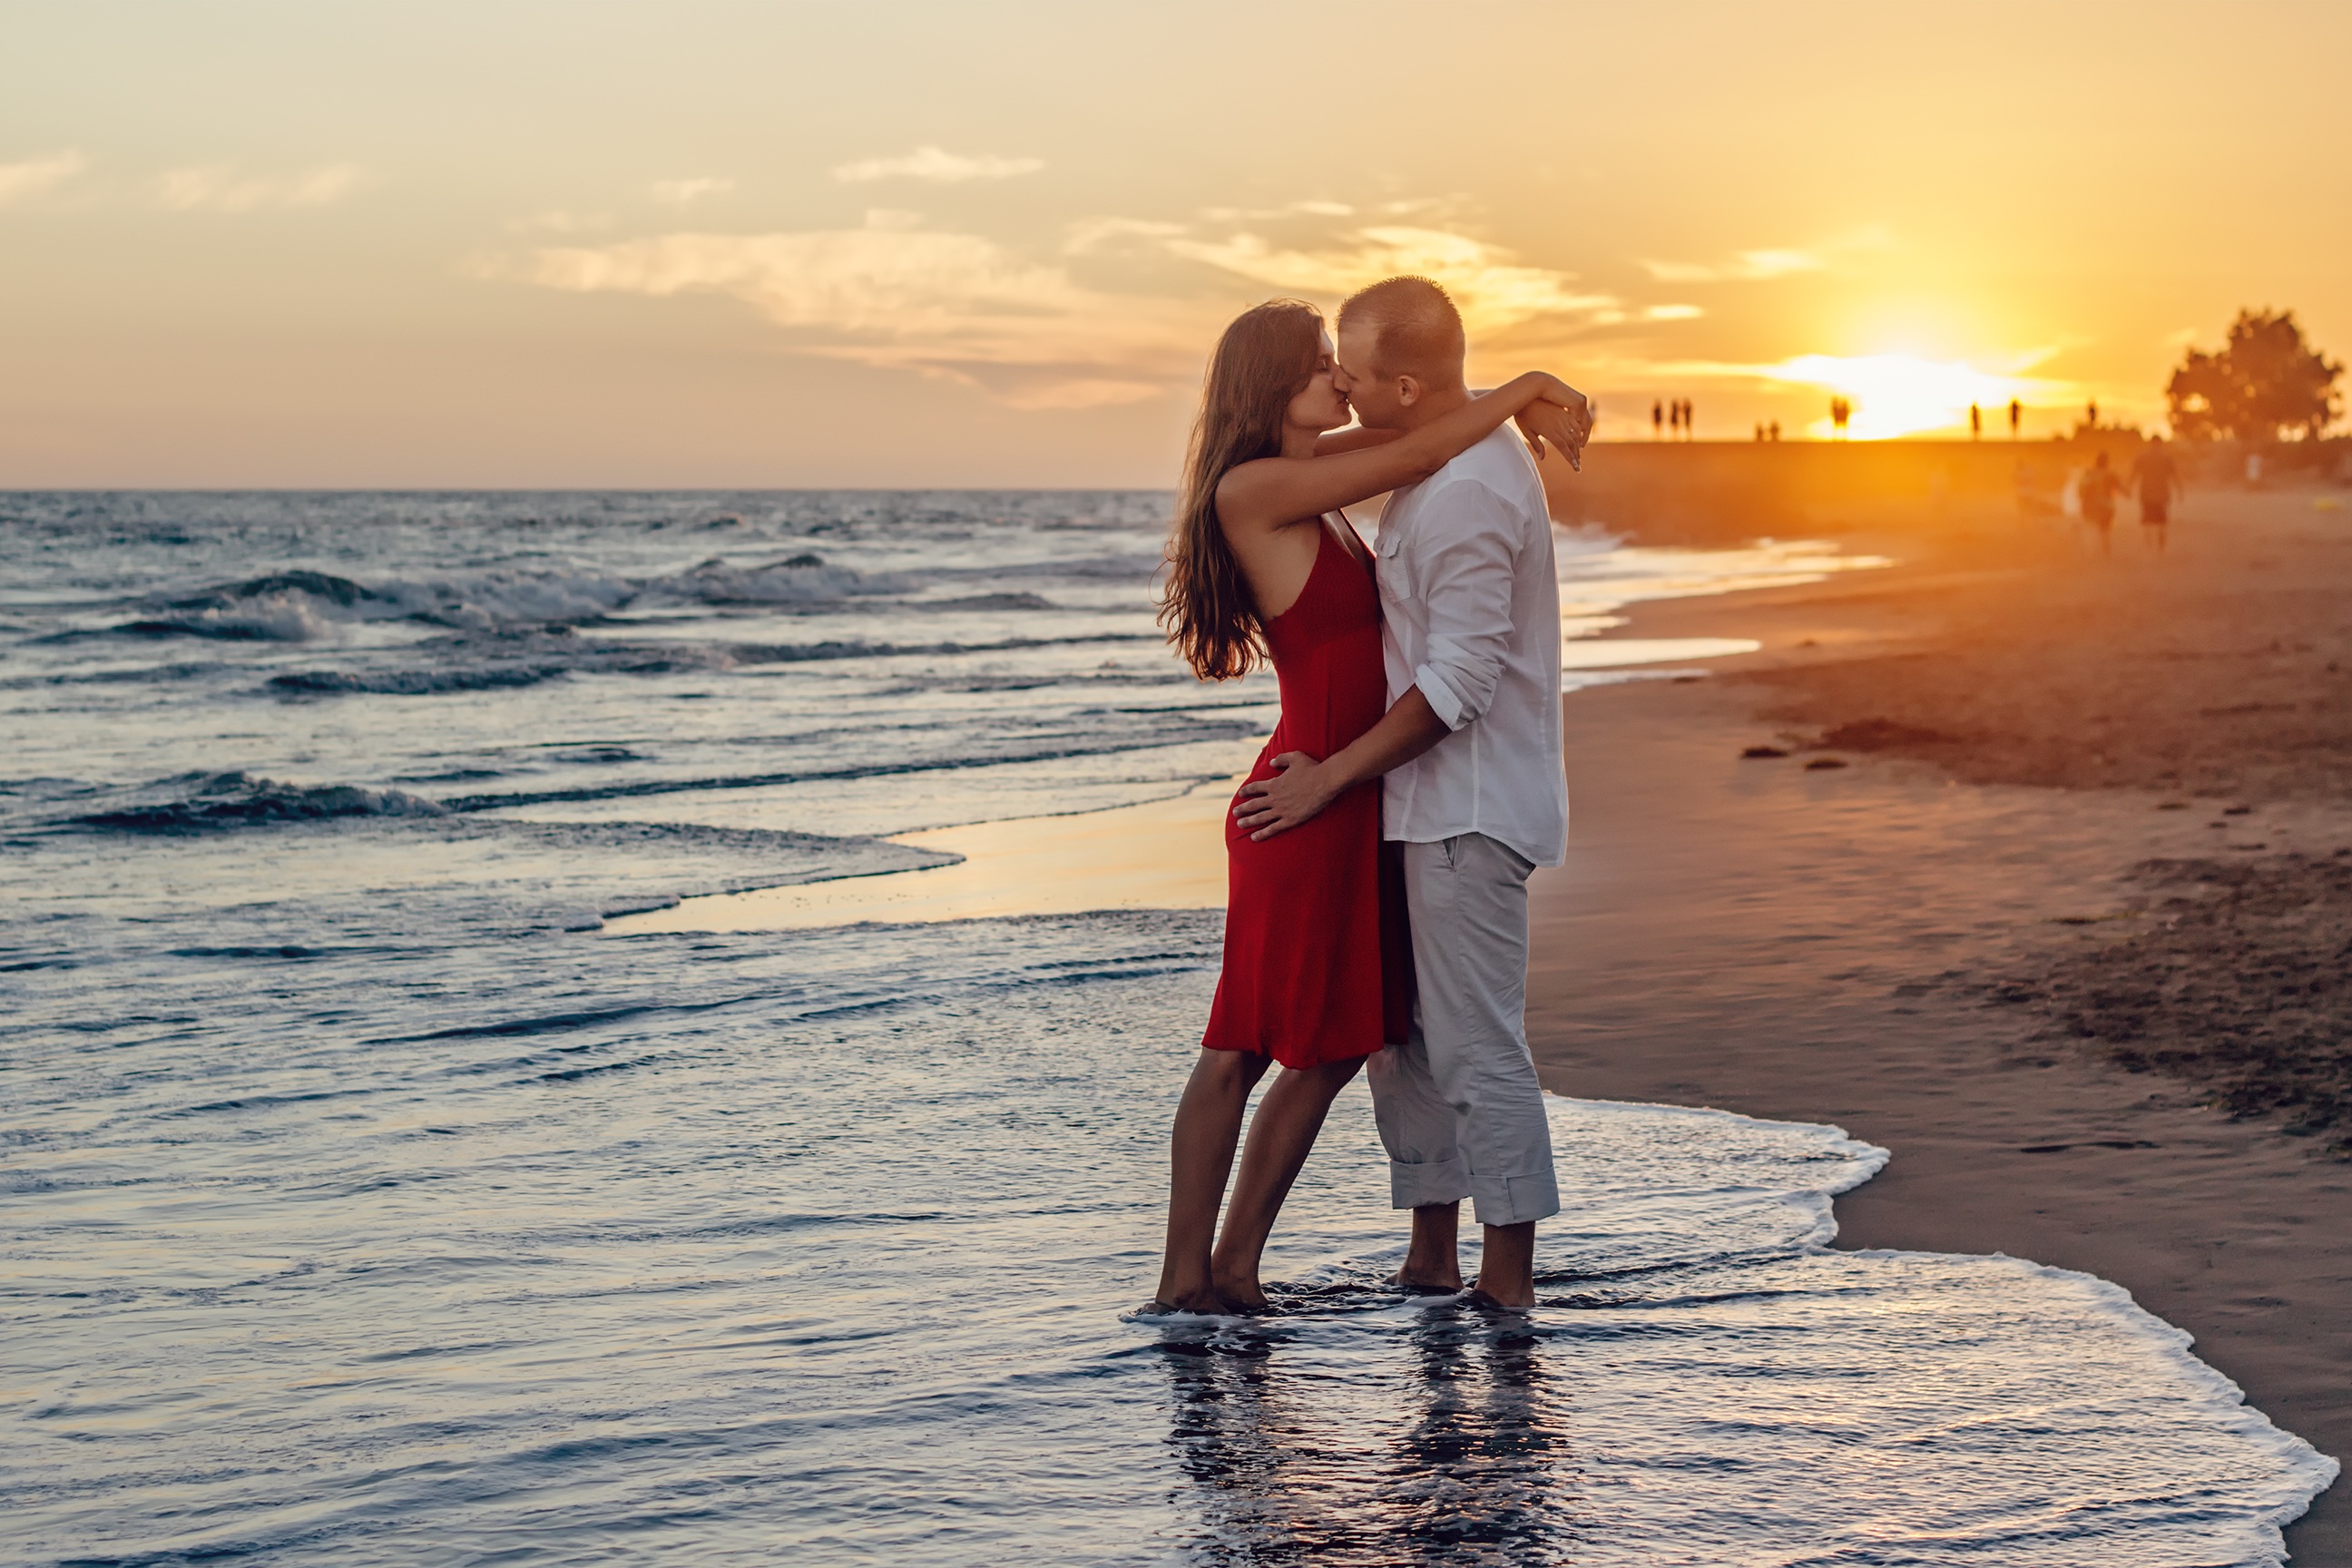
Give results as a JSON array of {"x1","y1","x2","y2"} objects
[
  {"x1": 1761, "y1": 354, "x2": 2062, "y2": 440},
  {"x1": 5, "y1": 4, "x2": 2350, "y2": 1563},
  {"x1": 5, "y1": 3, "x2": 2346, "y2": 479}
]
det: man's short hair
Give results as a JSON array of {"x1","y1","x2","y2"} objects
[{"x1": 1337, "y1": 276, "x2": 1466, "y2": 388}]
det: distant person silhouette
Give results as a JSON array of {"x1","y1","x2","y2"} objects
[
  {"x1": 2008, "y1": 398, "x2": 2022, "y2": 438},
  {"x1": 2079, "y1": 450, "x2": 2121, "y2": 554},
  {"x1": 1652, "y1": 399, "x2": 1663, "y2": 439},
  {"x1": 2132, "y1": 437, "x2": 2178, "y2": 553},
  {"x1": 2086, "y1": 399, "x2": 2100, "y2": 428},
  {"x1": 1969, "y1": 403, "x2": 1982, "y2": 439},
  {"x1": 1769, "y1": 420, "x2": 1781, "y2": 442},
  {"x1": 1680, "y1": 399, "x2": 1693, "y2": 439}
]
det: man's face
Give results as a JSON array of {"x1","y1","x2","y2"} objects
[{"x1": 1334, "y1": 324, "x2": 1409, "y2": 431}]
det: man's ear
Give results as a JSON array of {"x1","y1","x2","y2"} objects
[{"x1": 1394, "y1": 374, "x2": 1423, "y2": 408}]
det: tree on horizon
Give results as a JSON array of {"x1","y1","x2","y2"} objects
[{"x1": 2165, "y1": 309, "x2": 2343, "y2": 444}]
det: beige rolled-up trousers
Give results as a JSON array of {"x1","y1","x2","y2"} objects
[{"x1": 1367, "y1": 832, "x2": 1561, "y2": 1228}]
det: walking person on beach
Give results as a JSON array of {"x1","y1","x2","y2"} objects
[
  {"x1": 1237, "y1": 278, "x2": 1574, "y2": 1312},
  {"x1": 2133, "y1": 436, "x2": 2179, "y2": 553},
  {"x1": 1148, "y1": 295, "x2": 1589, "y2": 1314},
  {"x1": 2079, "y1": 450, "x2": 2122, "y2": 554}
]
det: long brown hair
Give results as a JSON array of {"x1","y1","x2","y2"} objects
[{"x1": 1157, "y1": 299, "x2": 1324, "y2": 681}]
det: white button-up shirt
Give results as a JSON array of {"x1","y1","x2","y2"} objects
[{"x1": 1373, "y1": 425, "x2": 1570, "y2": 867}]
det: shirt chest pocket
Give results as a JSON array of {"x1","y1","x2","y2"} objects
[{"x1": 1373, "y1": 519, "x2": 1412, "y2": 601}]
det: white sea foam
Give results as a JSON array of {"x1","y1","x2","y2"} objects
[
  {"x1": 1, "y1": 494, "x2": 2333, "y2": 1566},
  {"x1": 3, "y1": 917, "x2": 2332, "y2": 1566}
]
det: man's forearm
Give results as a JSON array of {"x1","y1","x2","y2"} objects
[
  {"x1": 1321, "y1": 686, "x2": 1451, "y2": 791},
  {"x1": 1232, "y1": 685, "x2": 1454, "y2": 838}
]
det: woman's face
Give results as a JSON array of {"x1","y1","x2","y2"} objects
[{"x1": 1283, "y1": 332, "x2": 1351, "y2": 434}]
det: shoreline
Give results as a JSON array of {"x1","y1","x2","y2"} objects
[
  {"x1": 1534, "y1": 483, "x2": 2352, "y2": 1558},
  {"x1": 601, "y1": 488, "x2": 2351, "y2": 1551}
]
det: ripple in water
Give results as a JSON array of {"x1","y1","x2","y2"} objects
[
  {"x1": 1, "y1": 915, "x2": 2331, "y2": 1566},
  {"x1": 0, "y1": 494, "x2": 2332, "y2": 1563}
]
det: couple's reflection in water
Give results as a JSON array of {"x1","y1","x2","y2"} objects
[{"x1": 1158, "y1": 1297, "x2": 1578, "y2": 1565}]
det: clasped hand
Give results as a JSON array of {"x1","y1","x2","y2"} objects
[
  {"x1": 1231, "y1": 751, "x2": 1335, "y2": 841},
  {"x1": 1514, "y1": 381, "x2": 1593, "y2": 469}
]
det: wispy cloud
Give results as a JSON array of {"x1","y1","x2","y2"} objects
[
  {"x1": 479, "y1": 202, "x2": 1688, "y2": 410},
  {"x1": 1198, "y1": 199, "x2": 1355, "y2": 222},
  {"x1": 831, "y1": 146, "x2": 1044, "y2": 183},
  {"x1": 0, "y1": 149, "x2": 87, "y2": 206},
  {"x1": 1062, "y1": 215, "x2": 1187, "y2": 256},
  {"x1": 652, "y1": 176, "x2": 733, "y2": 207},
  {"x1": 475, "y1": 213, "x2": 1200, "y2": 409},
  {"x1": 1641, "y1": 227, "x2": 1895, "y2": 284},
  {"x1": 507, "y1": 209, "x2": 613, "y2": 235},
  {"x1": 1643, "y1": 249, "x2": 1825, "y2": 283},
  {"x1": 1165, "y1": 224, "x2": 1619, "y2": 334},
  {"x1": 158, "y1": 163, "x2": 363, "y2": 212}
]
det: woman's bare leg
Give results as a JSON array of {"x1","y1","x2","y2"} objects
[
  {"x1": 1154, "y1": 1048, "x2": 1270, "y2": 1311},
  {"x1": 1210, "y1": 1056, "x2": 1367, "y2": 1308}
]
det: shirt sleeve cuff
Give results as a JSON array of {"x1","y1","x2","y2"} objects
[{"x1": 1415, "y1": 663, "x2": 1469, "y2": 730}]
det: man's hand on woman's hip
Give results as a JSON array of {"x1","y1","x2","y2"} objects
[{"x1": 1233, "y1": 752, "x2": 1339, "y2": 840}]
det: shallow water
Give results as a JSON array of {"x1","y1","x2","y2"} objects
[{"x1": 1, "y1": 492, "x2": 2331, "y2": 1563}]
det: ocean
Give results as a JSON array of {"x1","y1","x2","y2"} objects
[{"x1": 0, "y1": 490, "x2": 2333, "y2": 1565}]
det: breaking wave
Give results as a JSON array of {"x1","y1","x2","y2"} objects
[
  {"x1": 112, "y1": 554, "x2": 917, "y2": 645},
  {"x1": 72, "y1": 771, "x2": 449, "y2": 832},
  {"x1": 268, "y1": 629, "x2": 1159, "y2": 695}
]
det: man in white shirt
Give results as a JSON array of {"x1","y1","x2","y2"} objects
[{"x1": 1233, "y1": 276, "x2": 1580, "y2": 1310}]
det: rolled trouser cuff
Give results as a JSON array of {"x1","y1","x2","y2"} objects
[
  {"x1": 1388, "y1": 1152, "x2": 1471, "y2": 1210},
  {"x1": 1470, "y1": 1169, "x2": 1560, "y2": 1228}
]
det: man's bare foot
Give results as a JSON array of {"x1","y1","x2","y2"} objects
[
  {"x1": 1146, "y1": 1285, "x2": 1225, "y2": 1314},
  {"x1": 1398, "y1": 1202, "x2": 1463, "y2": 1295},
  {"x1": 1211, "y1": 1272, "x2": 1270, "y2": 1312},
  {"x1": 1471, "y1": 1221, "x2": 1538, "y2": 1309},
  {"x1": 1466, "y1": 1278, "x2": 1537, "y2": 1312},
  {"x1": 1387, "y1": 1269, "x2": 1465, "y2": 1296}
]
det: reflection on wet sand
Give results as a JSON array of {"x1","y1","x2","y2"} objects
[
  {"x1": 605, "y1": 776, "x2": 1237, "y2": 932},
  {"x1": 1157, "y1": 1306, "x2": 1577, "y2": 1564}
]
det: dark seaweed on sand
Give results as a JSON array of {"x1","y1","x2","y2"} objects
[{"x1": 2000, "y1": 852, "x2": 2352, "y2": 1156}]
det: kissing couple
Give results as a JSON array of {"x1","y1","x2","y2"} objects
[{"x1": 1150, "y1": 276, "x2": 1586, "y2": 1315}]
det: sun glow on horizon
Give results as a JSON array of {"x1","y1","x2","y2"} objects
[
  {"x1": 1762, "y1": 354, "x2": 2066, "y2": 440},
  {"x1": 3, "y1": 3, "x2": 2344, "y2": 483}
]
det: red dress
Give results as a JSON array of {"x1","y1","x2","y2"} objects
[{"x1": 1201, "y1": 517, "x2": 1413, "y2": 1067}]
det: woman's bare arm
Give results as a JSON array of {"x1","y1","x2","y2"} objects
[
  {"x1": 1217, "y1": 372, "x2": 1587, "y2": 538},
  {"x1": 1312, "y1": 426, "x2": 1404, "y2": 457}
]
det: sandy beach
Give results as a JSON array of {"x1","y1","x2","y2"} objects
[
  {"x1": 589, "y1": 455, "x2": 2352, "y2": 1556},
  {"x1": 1534, "y1": 466, "x2": 2352, "y2": 1559}
]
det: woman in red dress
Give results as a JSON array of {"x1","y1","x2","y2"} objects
[{"x1": 1148, "y1": 299, "x2": 1584, "y2": 1312}]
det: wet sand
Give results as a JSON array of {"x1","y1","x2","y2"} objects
[
  {"x1": 609, "y1": 779, "x2": 1234, "y2": 932},
  {"x1": 612, "y1": 469, "x2": 2352, "y2": 1554},
  {"x1": 1534, "y1": 483, "x2": 2352, "y2": 1559}
]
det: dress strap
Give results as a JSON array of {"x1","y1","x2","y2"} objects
[{"x1": 1326, "y1": 511, "x2": 1376, "y2": 573}]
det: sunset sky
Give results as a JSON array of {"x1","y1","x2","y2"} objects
[{"x1": 4, "y1": 1, "x2": 2347, "y2": 486}]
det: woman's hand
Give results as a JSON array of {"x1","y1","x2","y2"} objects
[
  {"x1": 1514, "y1": 400, "x2": 1587, "y2": 468},
  {"x1": 1514, "y1": 377, "x2": 1593, "y2": 469},
  {"x1": 1217, "y1": 368, "x2": 1592, "y2": 534}
]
